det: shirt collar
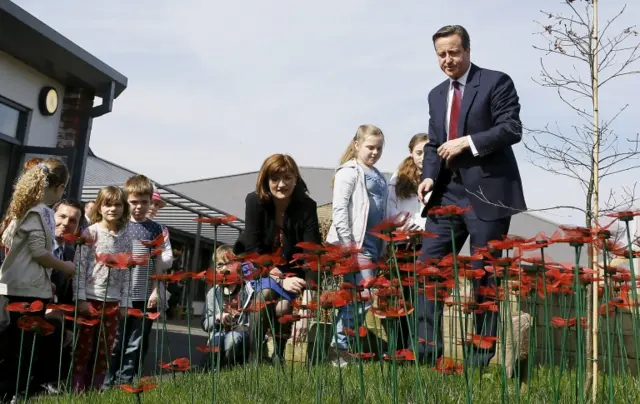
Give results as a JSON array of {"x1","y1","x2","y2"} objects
[{"x1": 450, "y1": 64, "x2": 471, "y2": 88}]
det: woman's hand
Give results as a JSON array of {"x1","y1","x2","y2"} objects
[{"x1": 282, "y1": 277, "x2": 306, "y2": 294}]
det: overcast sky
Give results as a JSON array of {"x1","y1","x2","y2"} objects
[{"x1": 14, "y1": 0, "x2": 640, "y2": 227}]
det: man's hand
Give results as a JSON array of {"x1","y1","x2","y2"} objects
[
  {"x1": 437, "y1": 137, "x2": 469, "y2": 161},
  {"x1": 417, "y1": 178, "x2": 434, "y2": 201},
  {"x1": 119, "y1": 307, "x2": 128, "y2": 318}
]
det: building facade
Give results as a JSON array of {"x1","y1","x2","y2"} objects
[{"x1": 0, "y1": 0, "x2": 128, "y2": 210}]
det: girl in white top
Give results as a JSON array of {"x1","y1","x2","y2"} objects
[
  {"x1": 387, "y1": 133, "x2": 429, "y2": 232},
  {"x1": 0, "y1": 158, "x2": 75, "y2": 400},
  {"x1": 326, "y1": 124, "x2": 386, "y2": 367}
]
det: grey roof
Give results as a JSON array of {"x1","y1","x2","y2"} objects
[
  {"x1": 0, "y1": 0, "x2": 127, "y2": 97},
  {"x1": 169, "y1": 167, "x2": 587, "y2": 263},
  {"x1": 167, "y1": 167, "x2": 392, "y2": 219},
  {"x1": 82, "y1": 151, "x2": 244, "y2": 246}
]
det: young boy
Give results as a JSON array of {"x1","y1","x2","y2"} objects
[
  {"x1": 201, "y1": 245, "x2": 252, "y2": 368},
  {"x1": 103, "y1": 175, "x2": 173, "y2": 388}
]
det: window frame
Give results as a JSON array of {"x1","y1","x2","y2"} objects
[{"x1": 0, "y1": 94, "x2": 30, "y2": 145}]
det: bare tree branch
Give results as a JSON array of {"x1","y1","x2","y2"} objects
[{"x1": 524, "y1": 1, "x2": 640, "y2": 230}]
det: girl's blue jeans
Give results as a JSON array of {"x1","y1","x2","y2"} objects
[{"x1": 331, "y1": 254, "x2": 376, "y2": 351}]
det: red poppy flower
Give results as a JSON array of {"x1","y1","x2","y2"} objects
[
  {"x1": 606, "y1": 210, "x2": 640, "y2": 222},
  {"x1": 196, "y1": 344, "x2": 220, "y2": 353},
  {"x1": 371, "y1": 300, "x2": 414, "y2": 318},
  {"x1": 320, "y1": 290, "x2": 351, "y2": 309},
  {"x1": 120, "y1": 376, "x2": 157, "y2": 394},
  {"x1": 196, "y1": 269, "x2": 243, "y2": 286},
  {"x1": 465, "y1": 334, "x2": 499, "y2": 349},
  {"x1": 348, "y1": 352, "x2": 375, "y2": 359},
  {"x1": 295, "y1": 242, "x2": 328, "y2": 255},
  {"x1": 550, "y1": 316, "x2": 588, "y2": 328},
  {"x1": 343, "y1": 326, "x2": 367, "y2": 338},
  {"x1": 160, "y1": 357, "x2": 190, "y2": 372},
  {"x1": 46, "y1": 303, "x2": 76, "y2": 313},
  {"x1": 127, "y1": 309, "x2": 161, "y2": 320},
  {"x1": 62, "y1": 233, "x2": 96, "y2": 246},
  {"x1": 434, "y1": 357, "x2": 464, "y2": 375},
  {"x1": 383, "y1": 349, "x2": 415, "y2": 361},
  {"x1": 458, "y1": 269, "x2": 486, "y2": 279},
  {"x1": 141, "y1": 234, "x2": 164, "y2": 248},
  {"x1": 368, "y1": 231, "x2": 411, "y2": 242},
  {"x1": 278, "y1": 314, "x2": 301, "y2": 324},
  {"x1": 96, "y1": 252, "x2": 148, "y2": 270},
  {"x1": 244, "y1": 250, "x2": 286, "y2": 271},
  {"x1": 64, "y1": 315, "x2": 100, "y2": 326},
  {"x1": 6, "y1": 300, "x2": 44, "y2": 313},
  {"x1": 194, "y1": 215, "x2": 238, "y2": 225},
  {"x1": 369, "y1": 212, "x2": 411, "y2": 234},
  {"x1": 17, "y1": 316, "x2": 55, "y2": 336},
  {"x1": 149, "y1": 247, "x2": 164, "y2": 257},
  {"x1": 428, "y1": 205, "x2": 471, "y2": 216}
]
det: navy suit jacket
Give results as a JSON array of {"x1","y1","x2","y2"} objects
[{"x1": 422, "y1": 64, "x2": 527, "y2": 221}]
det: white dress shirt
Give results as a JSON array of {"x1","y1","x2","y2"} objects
[{"x1": 445, "y1": 65, "x2": 479, "y2": 156}]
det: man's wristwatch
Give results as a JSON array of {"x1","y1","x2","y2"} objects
[{"x1": 275, "y1": 277, "x2": 283, "y2": 287}]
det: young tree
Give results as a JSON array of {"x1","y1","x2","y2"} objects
[
  {"x1": 527, "y1": 1, "x2": 639, "y2": 222},
  {"x1": 526, "y1": 0, "x2": 639, "y2": 400}
]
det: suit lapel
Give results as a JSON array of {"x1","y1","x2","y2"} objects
[
  {"x1": 436, "y1": 80, "x2": 449, "y2": 143},
  {"x1": 458, "y1": 64, "x2": 480, "y2": 138}
]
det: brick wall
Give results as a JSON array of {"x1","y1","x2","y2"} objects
[{"x1": 56, "y1": 87, "x2": 93, "y2": 148}]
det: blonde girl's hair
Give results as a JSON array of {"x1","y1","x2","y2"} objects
[
  {"x1": 91, "y1": 186, "x2": 130, "y2": 230},
  {"x1": 332, "y1": 124, "x2": 384, "y2": 187},
  {"x1": 213, "y1": 244, "x2": 235, "y2": 265},
  {"x1": 0, "y1": 158, "x2": 69, "y2": 239},
  {"x1": 395, "y1": 133, "x2": 429, "y2": 199}
]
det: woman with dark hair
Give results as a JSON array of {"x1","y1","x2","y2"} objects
[{"x1": 234, "y1": 153, "x2": 322, "y2": 364}]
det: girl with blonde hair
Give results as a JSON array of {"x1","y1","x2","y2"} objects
[
  {"x1": 0, "y1": 158, "x2": 76, "y2": 401},
  {"x1": 71, "y1": 186, "x2": 133, "y2": 391},
  {"x1": 326, "y1": 124, "x2": 387, "y2": 368}
]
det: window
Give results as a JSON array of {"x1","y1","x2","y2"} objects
[{"x1": 0, "y1": 102, "x2": 20, "y2": 138}]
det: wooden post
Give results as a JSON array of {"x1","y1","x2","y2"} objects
[{"x1": 591, "y1": 0, "x2": 600, "y2": 401}]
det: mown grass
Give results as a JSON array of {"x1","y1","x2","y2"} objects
[{"x1": 32, "y1": 363, "x2": 640, "y2": 404}]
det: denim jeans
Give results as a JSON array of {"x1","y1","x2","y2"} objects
[
  {"x1": 331, "y1": 254, "x2": 376, "y2": 351},
  {"x1": 209, "y1": 330, "x2": 248, "y2": 367},
  {"x1": 103, "y1": 302, "x2": 155, "y2": 387}
]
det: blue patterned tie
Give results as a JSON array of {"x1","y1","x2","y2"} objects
[{"x1": 54, "y1": 245, "x2": 64, "y2": 260}]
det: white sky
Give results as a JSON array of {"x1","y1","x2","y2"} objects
[{"x1": 14, "y1": 0, "x2": 640, "y2": 226}]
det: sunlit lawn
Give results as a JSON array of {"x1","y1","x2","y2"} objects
[{"x1": 31, "y1": 363, "x2": 640, "y2": 404}]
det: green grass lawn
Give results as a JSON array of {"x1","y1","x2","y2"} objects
[{"x1": 31, "y1": 363, "x2": 640, "y2": 404}]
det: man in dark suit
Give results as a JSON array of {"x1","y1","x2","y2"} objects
[
  {"x1": 36, "y1": 199, "x2": 83, "y2": 393},
  {"x1": 416, "y1": 25, "x2": 526, "y2": 367}
]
